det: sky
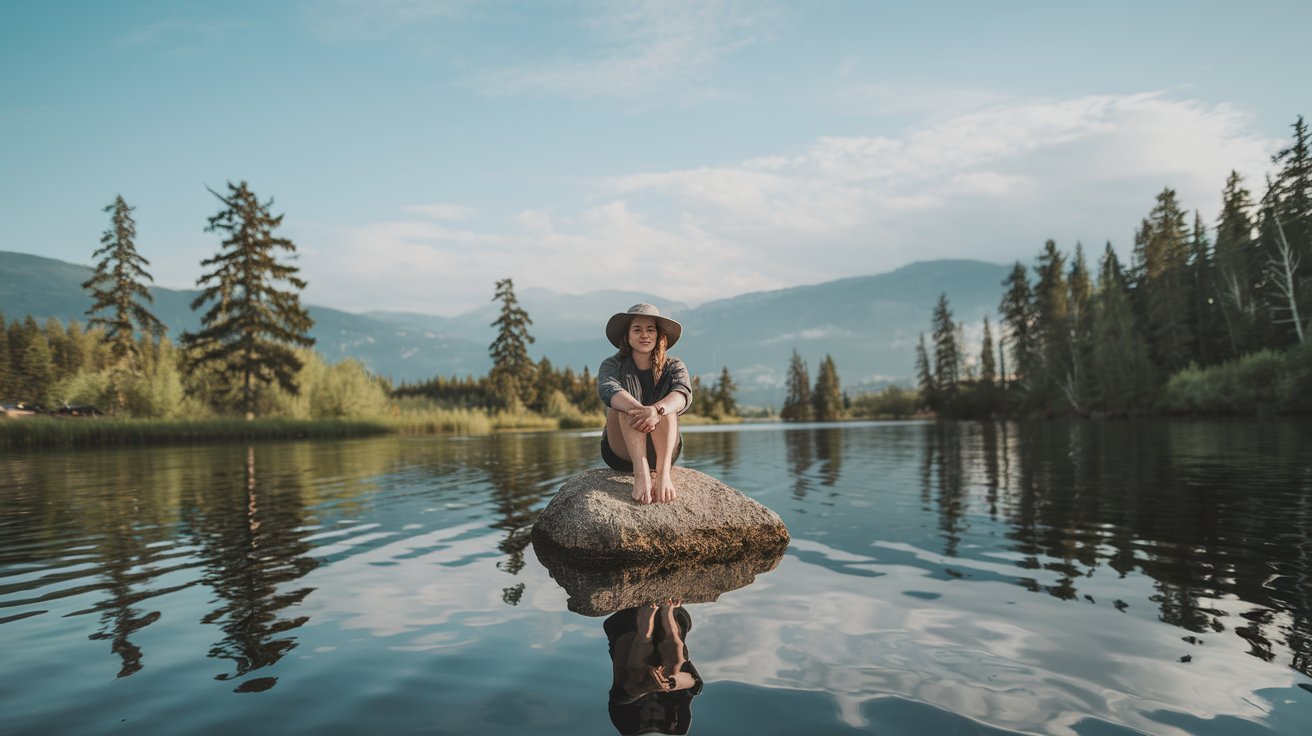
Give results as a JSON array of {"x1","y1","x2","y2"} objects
[{"x1": 1, "y1": 0, "x2": 1308, "y2": 317}]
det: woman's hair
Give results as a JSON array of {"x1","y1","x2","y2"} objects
[{"x1": 618, "y1": 317, "x2": 669, "y2": 381}]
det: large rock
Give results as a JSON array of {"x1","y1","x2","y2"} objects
[{"x1": 530, "y1": 466, "x2": 790, "y2": 566}]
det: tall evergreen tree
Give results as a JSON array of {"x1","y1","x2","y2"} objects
[
  {"x1": 1213, "y1": 171, "x2": 1258, "y2": 358},
  {"x1": 488, "y1": 278, "x2": 536, "y2": 410},
  {"x1": 16, "y1": 316, "x2": 55, "y2": 403},
  {"x1": 1263, "y1": 116, "x2": 1312, "y2": 345},
  {"x1": 1064, "y1": 243, "x2": 1093, "y2": 411},
  {"x1": 979, "y1": 316, "x2": 996, "y2": 386},
  {"x1": 1186, "y1": 211, "x2": 1223, "y2": 364},
  {"x1": 781, "y1": 350, "x2": 812, "y2": 422},
  {"x1": 914, "y1": 333, "x2": 934, "y2": 411},
  {"x1": 812, "y1": 354, "x2": 842, "y2": 421},
  {"x1": 1032, "y1": 240, "x2": 1069, "y2": 407},
  {"x1": 1091, "y1": 244, "x2": 1155, "y2": 413},
  {"x1": 182, "y1": 182, "x2": 315, "y2": 418},
  {"x1": 1133, "y1": 188, "x2": 1194, "y2": 372},
  {"x1": 1261, "y1": 178, "x2": 1307, "y2": 344},
  {"x1": 82, "y1": 196, "x2": 165, "y2": 372},
  {"x1": 713, "y1": 366, "x2": 738, "y2": 418},
  {"x1": 0, "y1": 314, "x2": 9, "y2": 400},
  {"x1": 998, "y1": 262, "x2": 1035, "y2": 391},
  {"x1": 930, "y1": 293, "x2": 960, "y2": 407}
]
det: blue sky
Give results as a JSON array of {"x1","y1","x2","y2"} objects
[{"x1": 2, "y1": 0, "x2": 1307, "y2": 315}]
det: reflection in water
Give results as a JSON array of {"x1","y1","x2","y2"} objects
[
  {"x1": 605, "y1": 603, "x2": 702, "y2": 735},
  {"x1": 893, "y1": 419, "x2": 1312, "y2": 678},
  {"x1": 781, "y1": 426, "x2": 843, "y2": 499},
  {"x1": 189, "y1": 447, "x2": 319, "y2": 691}
]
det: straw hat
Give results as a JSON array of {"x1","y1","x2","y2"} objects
[{"x1": 606, "y1": 303, "x2": 683, "y2": 349}]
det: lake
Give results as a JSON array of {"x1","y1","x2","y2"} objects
[{"x1": 2, "y1": 419, "x2": 1311, "y2": 735}]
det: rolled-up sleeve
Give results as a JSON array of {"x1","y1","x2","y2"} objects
[
  {"x1": 666, "y1": 358, "x2": 693, "y2": 415},
  {"x1": 597, "y1": 354, "x2": 625, "y2": 408}
]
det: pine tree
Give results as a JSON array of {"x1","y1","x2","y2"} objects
[
  {"x1": 998, "y1": 262, "x2": 1035, "y2": 390},
  {"x1": 1133, "y1": 188, "x2": 1194, "y2": 372},
  {"x1": 488, "y1": 278, "x2": 535, "y2": 410},
  {"x1": 979, "y1": 316, "x2": 996, "y2": 386},
  {"x1": 1260, "y1": 176, "x2": 1307, "y2": 344},
  {"x1": 781, "y1": 350, "x2": 812, "y2": 422},
  {"x1": 1091, "y1": 244, "x2": 1155, "y2": 412},
  {"x1": 1213, "y1": 171, "x2": 1258, "y2": 358},
  {"x1": 714, "y1": 366, "x2": 738, "y2": 417},
  {"x1": 1264, "y1": 116, "x2": 1312, "y2": 345},
  {"x1": 1187, "y1": 211, "x2": 1223, "y2": 364},
  {"x1": 1032, "y1": 240, "x2": 1069, "y2": 408},
  {"x1": 930, "y1": 293, "x2": 960, "y2": 409},
  {"x1": 812, "y1": 354, "x2": 842, "y2": 421},
  {"x1": 82, "y1": 195, "x2": 164, "y2": 373},
  {"x1": 182, "y1": 182, "x2": 315, "y2": 418},
  {"x1": 914, "y1": 332, "x2": 934, "y2": 410},
  {"x1": 16, "y1": 316, "x2": 55, "y2": 404},
  {"x1": 1064, "y1": 243, "x2": 1093, "y2": 411}
]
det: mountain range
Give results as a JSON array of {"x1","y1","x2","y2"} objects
[{"x1": 0, "y1": 250, "x2": 1010, "y2": 407}]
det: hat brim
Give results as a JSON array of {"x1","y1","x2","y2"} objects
[{"x1": 606, "y1": 312, "x2": 682, "y2": 350}]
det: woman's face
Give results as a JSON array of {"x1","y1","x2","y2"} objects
[{"x1": 628, "y1": 316, "x2": 659, "y2": 355}]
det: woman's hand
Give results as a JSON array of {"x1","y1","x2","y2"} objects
[{"x1": 626, "y1": 405, "x2": 661, "y2": 433}]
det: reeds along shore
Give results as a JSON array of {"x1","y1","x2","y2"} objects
[{"x1": 0, "y1": 406, "x2": 609, "y2": 450}]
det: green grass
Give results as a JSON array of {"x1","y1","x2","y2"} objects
[
  {"x1": 0, "y1": 403, "x2": 754, "y2": 450},
  {"x1": 0, "y1": 416, "x2": 392, "y2": 449}
]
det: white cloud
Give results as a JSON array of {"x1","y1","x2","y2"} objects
[
  {"x1": 302, "y1": 93, "x2": 1279, "y2": 315},
  {"x1": 403, "y1": 203, "x2": 477, "y2": 221},
  {"x1": 468, "y1": 0, "x2": 783, "y2": 99}
]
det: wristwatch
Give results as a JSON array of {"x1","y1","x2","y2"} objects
[{"x1": 655, "y1": 405, "x2": 666, "y2": 416}]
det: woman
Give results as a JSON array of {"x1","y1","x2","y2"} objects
[
  {"x1": 604, "y1": 601, "x2": 702, "y2": 735},
  {"x1": 597, "y1": 304, "x2": 693, "y2": 504}
]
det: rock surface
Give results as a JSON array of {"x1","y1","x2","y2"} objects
[{"x1": 530, "y1": 466, "x2": 790, "y2": 566}]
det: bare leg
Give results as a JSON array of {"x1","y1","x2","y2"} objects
[
  {"x1": 650, "y1": 413, "x2": 679, "y2": 503},
  {"x1": 607, "y1": 409, "x2": 654, "y2": 503}
]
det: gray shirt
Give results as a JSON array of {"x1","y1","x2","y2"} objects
[{"x1": 597, "y1": 353, "x2": 693, "y2": 414}]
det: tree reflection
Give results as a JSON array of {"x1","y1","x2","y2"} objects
[
  {"x1": 185, "y1": 446, "x2": 318, "y2": 691},
  {"x1": 920, "y1": 418, "x2": 1312, "y2": 677},
  {"x1": 784, "y1": 429, "x2": 813, "y2": 499},
  {"x1": 482, "y1": 432, "x2": 594, "y2": 605}
]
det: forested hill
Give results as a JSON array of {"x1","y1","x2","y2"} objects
[{"x1": 0, "y1": 250, "x2": 1009, "y2": 405}]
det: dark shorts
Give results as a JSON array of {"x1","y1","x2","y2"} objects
[{"x1": 600, "y1": 431, "x2": 682, "y2": 473}]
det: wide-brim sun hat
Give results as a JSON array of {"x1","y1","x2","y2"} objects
[{"x1": 606, "y1": 303, "x2": 682, "y2": 350}]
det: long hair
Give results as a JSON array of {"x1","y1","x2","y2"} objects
[{"x1": 618, "y1": 318, "x2": 669, "y2": 381}]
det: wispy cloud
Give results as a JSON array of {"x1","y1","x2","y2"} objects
[
  {"x1": 303, "y1": 0, "x2": 470, "y2": 41},
  {"x1": 114, "y1": 19, "x2": 245, "y2": 52},
  {"x1": 467, "y1": 0, "x2": 783, "y2": 99},
  {"x1": 403, "y1": 203, "x2": 477, "y2": 221},
  {"x1": 302, "y1": 93, "x2": 1279, "y2": 315}
]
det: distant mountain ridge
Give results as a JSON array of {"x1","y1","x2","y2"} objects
[{"x1": 0, "y1": 250, "x2": 1009, "y2": 407}]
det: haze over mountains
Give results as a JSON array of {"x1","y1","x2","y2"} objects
[{"x1": 0, "y1": 250, "x2": 1010, "y2": 407}]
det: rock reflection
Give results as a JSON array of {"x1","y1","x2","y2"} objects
[
  {"x1": 605, "y1": 602, "x2": 702, "y2": 735},
  {"x1": 535, "y1": 543, "x2": 783, "y2": 617}
]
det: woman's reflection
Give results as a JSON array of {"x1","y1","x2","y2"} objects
[{"x1": 605, "y1": 601, "x2": 703, "y2": 734}]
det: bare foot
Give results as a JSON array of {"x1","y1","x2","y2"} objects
[
  {"x1": 632, "y1": 472, "x2": 654, "y2": 504},
  {"x1": 652, "y1": 472, "x2": 676, "y2": 503}
]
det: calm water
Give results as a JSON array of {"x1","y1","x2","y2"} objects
[{"x1": 2, "y1": 420, "x2": 1311, "y2": 735}]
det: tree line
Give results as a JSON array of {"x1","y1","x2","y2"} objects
[
  {"x1": 396, "y1": 277, "x2": 741, "y2": 421},
  {"x1": 921, "y1": 115, "x2": 1312, "y2": 417}
]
